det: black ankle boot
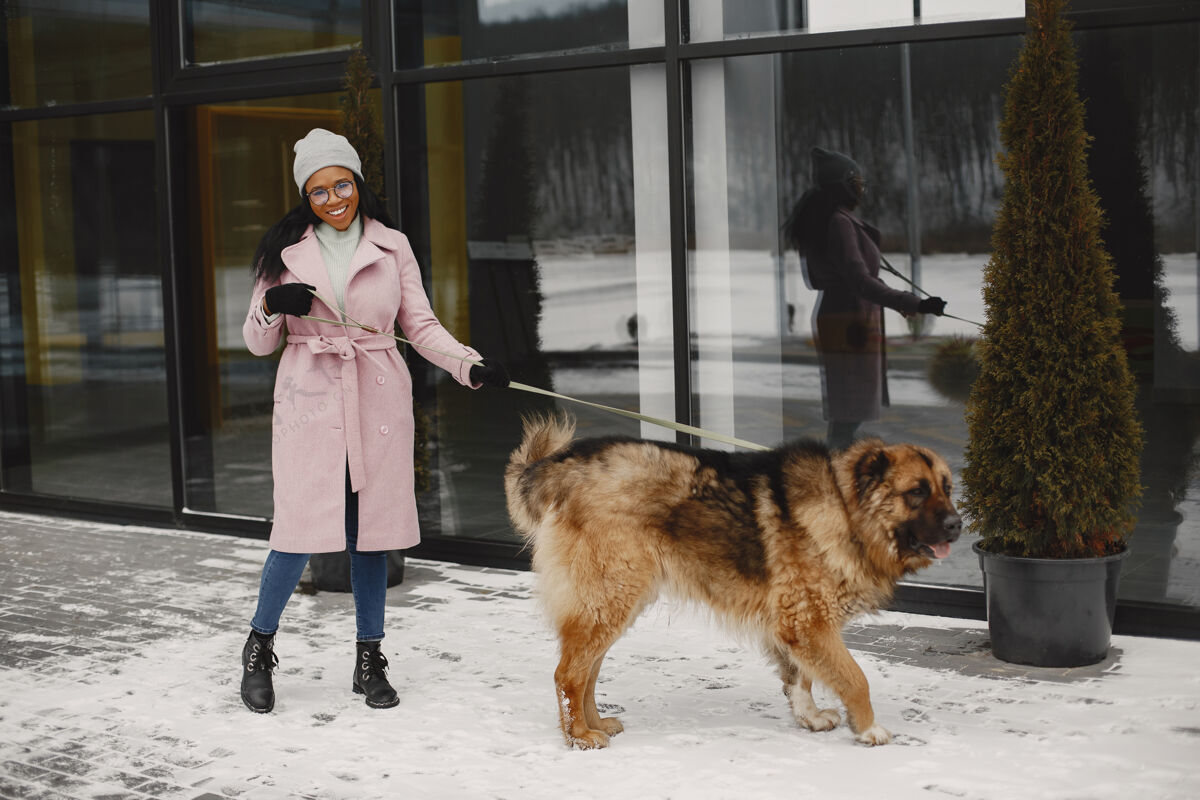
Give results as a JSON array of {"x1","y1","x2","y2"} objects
[
  {"x1": 352, "y1": 640, "x2": 399, "y2": 709},
  {"x1": 241, "y1": 631, "x2": 277, "y2": 713}
]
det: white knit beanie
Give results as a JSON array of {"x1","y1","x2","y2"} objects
[{"x1": 293, "y1": 128, "x2": 363, "y2": 195}]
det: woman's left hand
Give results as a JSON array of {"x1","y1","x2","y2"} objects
[{"x1": 470, "y1": 359, "x2": 510, "y2": 389}]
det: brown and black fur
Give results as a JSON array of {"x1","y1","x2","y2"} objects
[{"x1": 505, "y1": 413, "x2": 961, "y2": 748}]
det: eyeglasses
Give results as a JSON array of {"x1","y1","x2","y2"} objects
[{"x1": 305, "y1": 180, "x2": 355, "y2": 206}]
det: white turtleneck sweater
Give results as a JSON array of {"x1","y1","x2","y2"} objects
[
  {"x1": 314, "y1": 215, "x2": 363, "y2": 314},
  {"x1": 262, "y1": 216, "x2": 363, "y2": 323}
]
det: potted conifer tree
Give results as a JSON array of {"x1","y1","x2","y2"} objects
[{"x1": 961, "y1": 0, "x2": 1143, "y2": 667}]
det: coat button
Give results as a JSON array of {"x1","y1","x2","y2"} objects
[
  {"x1": 376, "y1": 376, "x2": 386, "y2": 385},
  {"x1": 380, "y1": 425, "x2": 389, "y2": 435}
]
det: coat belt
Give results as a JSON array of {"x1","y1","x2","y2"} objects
[{"x1": 286, "y1": 333, "x2": 394, "y2": 493}]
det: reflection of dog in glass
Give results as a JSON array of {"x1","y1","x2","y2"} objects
[{"x1": 505, "y1": 413, "x2": 960, "y2": 749}]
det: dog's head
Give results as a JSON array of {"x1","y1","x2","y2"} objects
[{"x1": 841, "y1": 439, "x2": 962, "y2": 568}]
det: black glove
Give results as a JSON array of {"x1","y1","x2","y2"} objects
[
  {"x1": 917, "y1": 296, "x2": 946, "y2": 316},
  {"x1": 263, "y1": 283, "x2": 316, "y2": 317},
  {"x1": 469, "y1": 359, "x2": 510, "y2": 389}
]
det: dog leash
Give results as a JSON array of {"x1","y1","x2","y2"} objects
[
  {"x1": 878, "y1": 255, "x2": 984, "y2": 329},
  {"x1": 301, "y1": 291, "x2": 771, "y2": 452}
]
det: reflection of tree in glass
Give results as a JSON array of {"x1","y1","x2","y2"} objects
[
  {"x1": 471, "y1": 77, "x2": 555, "y2": 403},
  {"x1": 1139, "y1": 24, "x2": 1199, "y2": 252},
  {"x1": 1081, "y1": 29, "x2": 1200, "y2": 567},
  {"x1": 339, "y1": 45, "x2": 385, "y2": 205},
  {"x1": 1081, "y1": 29, "x2": 1185, "y2": 372}
]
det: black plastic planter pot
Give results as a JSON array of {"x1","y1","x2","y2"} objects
[{"x1": 974, "y1": 542, "x2": 1127, "y2": 667}]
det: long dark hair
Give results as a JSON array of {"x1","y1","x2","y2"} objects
[
  {"x1": 251, "y1": 175, "x2": 396, "y2": 283},
  {"x1": 783, "y1": 183, "x2": 858, "y2": 259}
]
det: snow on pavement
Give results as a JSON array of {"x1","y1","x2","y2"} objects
[{"x1": 1, "y1": 516, "x2": 1198, "y2": 799}]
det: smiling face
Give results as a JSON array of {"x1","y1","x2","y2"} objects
[{"x1": 305, "y1": 166, "x2": 359, "y2": 231}]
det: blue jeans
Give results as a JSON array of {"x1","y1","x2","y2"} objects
[{"x1": 250, "y1": 469, "x2": 388, "y2": 642}]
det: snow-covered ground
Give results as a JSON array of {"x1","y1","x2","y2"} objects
[{"x1": 1, "y1": 515, "x2": 1198, "y2": 800}]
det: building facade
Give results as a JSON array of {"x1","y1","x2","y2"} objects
[{"x1": 2, "y1": 0, "x2": 1198, "y2": 636}]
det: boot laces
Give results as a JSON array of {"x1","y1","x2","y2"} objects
[
  {"x1": 360, "y1": 648, "x2": 389, "y2": 681},
  {"x1": 247, "y1": 641, "x2": 278, "y2": 675}
]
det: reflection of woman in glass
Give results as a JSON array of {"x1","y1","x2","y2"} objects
[
  {"x1": 785, "y1": 147, "x2": 946, "y2": 450},
  {"x1": 238, "y1": 128, "x2": 509, "y2": 713}
]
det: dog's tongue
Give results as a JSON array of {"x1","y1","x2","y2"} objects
[{"x1": 930, "y1": 542, "x2": 952, "y2": 559}]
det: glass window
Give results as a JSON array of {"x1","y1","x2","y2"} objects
[
  {"x1": 397, "y1": 65, "x2": 672, "y2": 541},
  {"x1": 685, "y1": 40, "x2": 1015, "y2": 588},
  {"x1": 0, "y1": 111, "x2": 171, "y2": 506},
  {"x1": 185, "y1": 1, "x2": 361, "y2": 65},
  {"x1": 684, "y1": 0, "x2": 1024, "y2": 41},
  {"x1": 394, "y1": 0, "x2": 663, "y2": 69},
  {"x1": 683, "y1": 22, "x2": 1200, "y2": 614},
  {"x1": 2, "y1": 0, "x2": 152, "y2": 108},
  {"x1": 805, "y1": 0, "x2": 912, "y2": 32},
  {"x1": 180, "y1": 92, "x2": 359, "y2": 519},
  {"x1": 1076, "y1": 22, "x2": 1200, "y2": 608},
  {"x1": 920, "y1": 0, "x2": 1025, "y2": 24}
]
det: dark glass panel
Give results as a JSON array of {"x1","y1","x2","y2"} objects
[
  {"x1": 180, "y1": 93, "x2": 350, "y2": 518},
  {"x1": 0, "y1": 111, "x2": 170, "y2": 506},
  {"x1": 2, "y1": 0, "x2": 151, "y2": 108},
  {"x1": 393, "y1": 0, "x2": 659, "y2": 69},
  {"x1": 185, "y1": 0, "x2": 361, "y2": 65},
  {"x1": 1077, "y1": 23, "x2": 1200, "y2": 607},
  {"x1": 397, "y1": 65, "x2": 670, "y2": 542}
]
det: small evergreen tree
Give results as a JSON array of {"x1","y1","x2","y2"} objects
[
  {"x1": 339, "y1": 45, "x2": 385, "y2": 204},
  {"x1": 961, "y1": 0, "x2": 1143, "y2": 559}
]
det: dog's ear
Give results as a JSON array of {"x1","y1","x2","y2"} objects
[{"x1": 854, "y1": 448, "x2": 890, "y2": 498}]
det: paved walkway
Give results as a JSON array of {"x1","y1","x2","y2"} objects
[{"x1": 1, "y1": 510, "x2": 1198, "y2": 799}]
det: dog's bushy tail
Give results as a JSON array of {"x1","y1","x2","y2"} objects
[
  {"x1": 504, "y1": 412, "x2": 576, "y2": 538},
  {"x1": 512, "y1": 412, "x2": 576, "y2": 470}
]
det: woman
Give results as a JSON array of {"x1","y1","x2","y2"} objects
[
  {"x1": 239, "y1": 128, "x2": 508, "y2": 713},
  {"x1": 785, "y1": 146, "x2": 946, "y2": 450}
]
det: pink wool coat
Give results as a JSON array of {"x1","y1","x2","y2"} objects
[{"x1": 243, "y1": 216, "x2": 481, "y2": 553}]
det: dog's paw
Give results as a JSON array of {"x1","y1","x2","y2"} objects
[
  {"x1": 788, "y1": 690, "x2": 841, "y2": 732},
  {"x1": 854, "y1": 724, "x2": 892, "y2": 746},
  {"x1": 597, "y1": 716, "x2": 625, "y2": 736},
  {"x1": 567, "y1": 729, "x2": 612, "y2": 750},
  {"x1": 797, "y1": 708, "x2": 841, "y2": 732}
]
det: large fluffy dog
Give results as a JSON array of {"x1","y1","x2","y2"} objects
[{"x1": 505, "y1": 414, "x2": 960, "y2": 748}]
